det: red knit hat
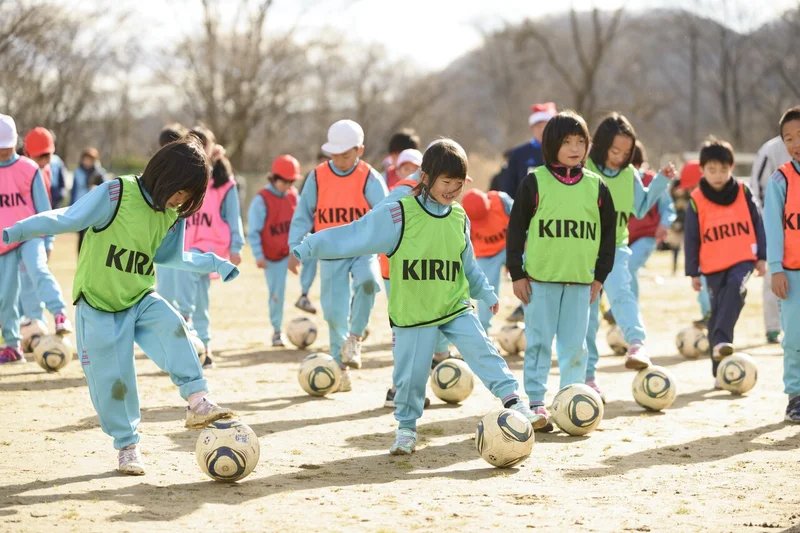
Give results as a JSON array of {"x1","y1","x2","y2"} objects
[
  {"x1": 462, "y1": 189, "x2": 490, "y2": 221},
  {"x1": 271, "y1": 154, "x2": 301, "y2": 181},
  {"x1": 23, "y1": 127, "x2": 55, "y2": 157},
  {"x1": 679, "y1": 160, "x2": 702, "y2": 190},
  {"x1": 528, "y1": 102, "x2": 557, "y2": 126}
]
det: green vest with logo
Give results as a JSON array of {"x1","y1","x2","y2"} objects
[
  {"x1": 586, "y1": 158, "x2": 635, "y2": 246},
  {"x1": 524, "y1": 166, "x2": 602, "y2": 284},
  {"x1": 73, "y1": 175, "x2": 179, "y2": 312},
  {"x1": 388, "y1": 195, "x2": 471, "y2": 327}
]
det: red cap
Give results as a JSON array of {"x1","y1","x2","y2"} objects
[
  {"x1": 679, "y1": 160, "x2": 702, "y2": 190},
  {"x1": 462, "y1": 189, "x2": 490, "y2": 221},
  {"x1": 271, "y1": 154, "x2": 301, "y2": 181},
  {"x1": 23, "y1": 127, "x2": 55, "y2": 157}
]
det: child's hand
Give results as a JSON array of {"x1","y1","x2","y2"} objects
[
  {"x1": 772, "y1": 272, "x2": 789, "y2": 299},
  {"x1": 589, "y1": 281, "x2": 602, "y2": 303},
  {"x1": 489, "y1": 303, "x2": 499, "y2": 315},
  {"x1": 755, "y1": 260, "x2": 767, "y2": 277},
  {"x1": 691, "y1": 276, "x2": 702, "y2": 292},
  {"x1": 256, "y1": 258, "x2": 266, "y2": 269},
  {"x1": 660, "y1": 162, "x2": 677, "y2": 179},
  {"x1": 230, "y1": 252, "x2": 242, "y2": 266},
  {"x1": 288, "y1": 254, "x2": 300, "y2": 274},
  {"x1": 655, "y1": 225, "x2": 668, "y2": 244},
  {"x1": 512, "y1": 278, "x2": 531, "y2": 305}
]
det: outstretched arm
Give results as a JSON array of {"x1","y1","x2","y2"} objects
[{"x1": 154, "y1": 219, "x2": 239, "y2": 281}]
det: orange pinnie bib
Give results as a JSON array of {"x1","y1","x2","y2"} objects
[
  {"x1": 470, "y1": 191, "x2": 509, "y2": 258},
  {"x1": 313, "y1": 160, "x2": 371, "y2": 232},
  {"x1": 778, "y1": 161, "x2": 800, "y2": 270}
]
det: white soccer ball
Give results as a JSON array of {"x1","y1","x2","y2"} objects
[
  {"x1": 297, "y1": 352, "x2": 341, "y2": 396},
  {"x1": 632, "y1": 365, "x2": 677, "y2": 411},
  {"x1": 33, "y1": 334, "x2": 73, "y2": 372},
  {"x1": 475, "y1": 408, "x2": 534, "y2": 468},
  {"x1": 716, "y1": 352, "x2": 758, "y2": 394},
  {"x1": 196, "y1": 419, "x2": 260, "y2": 482},
  {"x1": 497, "y1": 324, "x2": 526, "y2": 356},
  {"x1": 189, "y1": 334, "x2": 207, "y2": 366},
  {"x1": 21, "y1": 318, "x2": 48, "y2": 354},
  {"x1": 287, "y1": 317, "x2": 318, "y2": 349},
  {"x1": 675, "y1": 326, "x2": 709, "y2": 358},
  {"x1": 606, "y1": 325, "x2": 627, "y2": 355},
  {"x1": 430, "y1": 358, "x2": 474, "y2": 404},
  {"x1": 551, "y1": 383, "x2": 604, "y2": 436}
]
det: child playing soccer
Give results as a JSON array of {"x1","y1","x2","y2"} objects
[
  {"x1": 247, "y1": 154, "x2": 301, "y2": 346},
  {"x1": 2, "y1": 138, "x2": 238, "y2": 475},
  {"x1": 293, "y1": 139, "x2": 536, "y2": 454},
  {"x1": 462, "y1": 187, "x2": 513, "y2": 334},
  {"x1": 583, "y1": 113, "x2": 676, "y2": 398},
  {"x1": 506, "y1": 111, "x2": 616, "y2": 430},
  {"x1": 288, "y1": 119, "x2": 388, "y2": 390},
  {"x1": 685, "y1": 138, "x2": 766, "y2": 378},
  {"x1": 764, "y1": 106, "x2": 800, "y2": 422}
]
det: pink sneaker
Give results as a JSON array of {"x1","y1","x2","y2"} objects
[
  {"x1": 625, "y1": 343, "x2": 651, "y2": 370},
  {"x1": 531, "y1": 405, "x2": 554, "y2": 433},
  {"x1": 585, "y1": 379, "x2": 607, "y2": 403},
  {"x1": 0, "y1": 346, "x2": 25, "y2": 364},
  {"x1": 54, "y1": 313, "x2": 73, "y2": 335}
]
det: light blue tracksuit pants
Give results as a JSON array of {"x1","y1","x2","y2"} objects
[
  {"x1": 698, "y1": 275, "x2": 711, "y2": 319},
  {"x1": 18, "y1": 238, "x2": 67, "y2": 321},
  {"x1": 778, "y1": 271, "x2": 800, "y2": 398},
  {"x1": 476, "y1": 250, "x2": 505, "y2": 334},
  {"x1": 524, "y1": 281, "x2": 591, "y2": 402},
  {"x1": 172, "y1": 270, "x2": 212, "y2": 345},
  {"x1": 300, "y1": 256, "x2": 318, "y2": 295},
  {"x1": 586, "y1": 245, "x2": 646, "y2": 379},
  {"x1": 393, "y1": 311, "x2": 518, "y2": 430},
  {"x1": 628, "y1": 237, "x2": 656, "y2": 300},
  {"x1": 0, "y1": 250, "x2": 22, "y2": 346},
  {"x1": 76, "y1": 292, "x2": 208, "y2": 449},
  {"x1": 320, "y1": 255, "x2": 381, "y2": 364},
  {"x1": 264, "y1": 256, "x2": 289, "y2": 333}
]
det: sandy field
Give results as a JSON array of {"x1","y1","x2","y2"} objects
[{"x1": 1, "y1": 233, "x2": 798, "y2": 533}]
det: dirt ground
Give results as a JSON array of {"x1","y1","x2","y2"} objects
[{"x1": 1, "y1": 233, "x2": 799, "y2": 533}]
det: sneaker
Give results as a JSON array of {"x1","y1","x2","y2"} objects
[
  {"x1": 711, "y1": 342, "x2": 734, "y2": 362},
  {"x1": 692, "y1": 314, "x2": 710, "y2": 330},
  {"x1": 625, "y1": 343, "x2": 651, "y2": 370},
  {"x1": 184, "y1": 397, "x2": 236, "y2": 429},
  {"x1": 785, "y1": 396, "x2": 800, "y2": 423},
  {"x1": 766, "y1": 330, "x2": 781, "y2": 344},
  {"x1": 294, "y1": 295, "x2": 317, "y2": 314},
  {"x1": 341, "y1": 336, "x2": 362, "y2": 369},
  {"x1": 361, "y1": 328, "x2": 370, "y2": 342},
  {"x1": 272, "y1": 332, "x2": 285, "y2": 347},
  {"x1": 0, "y1": 346, "x2": 25, "y2": 364},
  {"x1": 335, "y1": 367, "x2": 352, "y2": 393},
  {"x1": 383, "y1": 387, "x2": 430, "y2": 409},
  {"x1": 389, "y1": 428, "x2": 417, "y2": 455},
  {"x1": 118, "y1": 444, "x2": 145, "y2": 475},
  {"x1": 54, "y1": 313, "x2": 73, "y2": 335},
  {"x1": 430, "y1": 351, "x2": 453, "y2": 371},
  {"x1": 530, "y1": 405, "x2": 554, "y2": 433},
  {"x1": 585, "y1": 378, "x2": 606, "y2": 403},
  {"x1": 506, "y1": 305, "x2": 524, "y2": 323},
  {"x1": 603, "y1": 309, "x2": 616, "y2": 326},
  {"x1": 202, "y1": 347, "x2": 214, "y2": 368}
]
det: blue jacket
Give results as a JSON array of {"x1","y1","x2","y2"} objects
[{"x1": 500, "y1": 139, "x2": 544, "y2": 199}]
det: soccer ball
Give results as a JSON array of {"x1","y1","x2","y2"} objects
[
  {"x1": 430, "y1": 358, "x2": 474, "y2": 404},
  {"x1": 551, "y1": 383, "x2": 604, "y2": 436},
  {"x1": 497, "y1": 324, "x2": 526, "y2": 356},
  {"x1": 297, "y1": 352, "x2": 341, "y2": 396},
  {"x1": 33, "y1": 334, "x2": 73, "y2": 372},
  {"x1": 287, "y1": 317, "x2": 318, "y2": 349},
  {"x1": 716, "y1": 352, "x2": 758, "y2": 394},
  {"x1": 475, "y1": 408, "x2": 534, "y2": 468},
  {"x1": 196, "y1": 419, "x2": 260, "y2": 482},
  {"x1": 606, "y1": 325, "x2": 627, "y2": 355},
  {"x1": 21, "y1": 318, "x2": 48, "y2": 354},
  {"x1": 675, "y1": 326, "x2": 709, "y2": 358},
  {"x1": 189, "y1": 334, "x2": 207, "y2": 366},
  {"x1": 632, "y1": 365, "x2": 677, "y2": 411}
]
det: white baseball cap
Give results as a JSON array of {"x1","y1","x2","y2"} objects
[
  {"x1": 0, "y1": 114, "x2": 18, "y2": 149},
  {"x1": 321, "y1": 119, "x2": 364, "y2": 155},
  {"x1": 396, "y1": 148, "x2": 422, "y2": 168}
]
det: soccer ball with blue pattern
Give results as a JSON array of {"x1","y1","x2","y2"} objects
[
  {"x1": 287, "y1": 317, "x2": 318, "y2": 349},
  {"x1": 551, "y1": 383, "x2": 604, "y2": 436},
  {"x1": 606, "y1": 325, "x2": 627, "y2": 355},
  {"x1": 675, "y1": 326, "x2": 709, "y2": 358},
  {"x1": 33, "y1": 334, "x2": 72, "y2": 372},
  {"x1": 196, "y1": 419, "x2": 260, "y2": 482},
  {"x1": 475, "y1": 408, "x2": 534, "y2": 468},
  {"x1": 430, "y1": 358, "x2": 474, "y2": 404},
  {"x1": 497, "y1": 324, "x2": 526, "y2": 356},
  {"x1": 632, "y1": 365, "x2": 677, "y2": 411},
  {"x1": 716, "y1": 352, "x2": 757, "y2": 394},
  {"x1": 297, "y1": 352, "x2": 341, "y2": 396}
]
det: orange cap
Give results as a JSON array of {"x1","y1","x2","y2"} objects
[
  {"x1": 23, "y1": 127, "x2": 55, "y2": 157},
  {"x1": 462, "y1": 189, "x2": 490, "y2": 221},
  {"x1": 271, "y1": 154, "x2": 301, "y2": 181},
  {"x1": 679, "y1": 160, "x2": 702, "y2": 190}
]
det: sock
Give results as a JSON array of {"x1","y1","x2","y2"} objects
[
  {"x1": 502, "y1": 393, "x2": 520, "y2": 408},
  {"x1": 188, "y1": 391, "x2": 208, "y2": 410},
  {"x1": 398, "y1": 422, "x2": 416, "y2": 432}
]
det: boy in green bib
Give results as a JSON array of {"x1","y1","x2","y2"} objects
[
  {"x1": 3, "y1": 140, "x2": 239, "y2": 476},
  {"x1": 506, "y1": 111, "x2": 616, "y2": 431},
  {"x1": 293, "y1": 139, "x2": 535, "y2": 455}
]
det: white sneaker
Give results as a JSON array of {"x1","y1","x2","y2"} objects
[
  {"x1": 389, "y1": 428, "x2": 417, "y2": 455},
  {"x1": 294, "y1": 295, "x2": 317, "y2": 314},
  {"x1": 712, "y1": 342, "x2": 734, "y2": 362},
  {"x1": 185, "y1": 397, "x2": 236, "y2": 429},
  {"x1": 341, "y1": 336, "x2": 362, "y2": 369},
  {"x1": 625, "y1": 343, "x2": 651, "y2": 370},
  {"x1": 335, "y1": 367, "x2": 352, "y2": 393},
  {"x1": 118, "y1": 444, "x2": 145, "y2": 475}
]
